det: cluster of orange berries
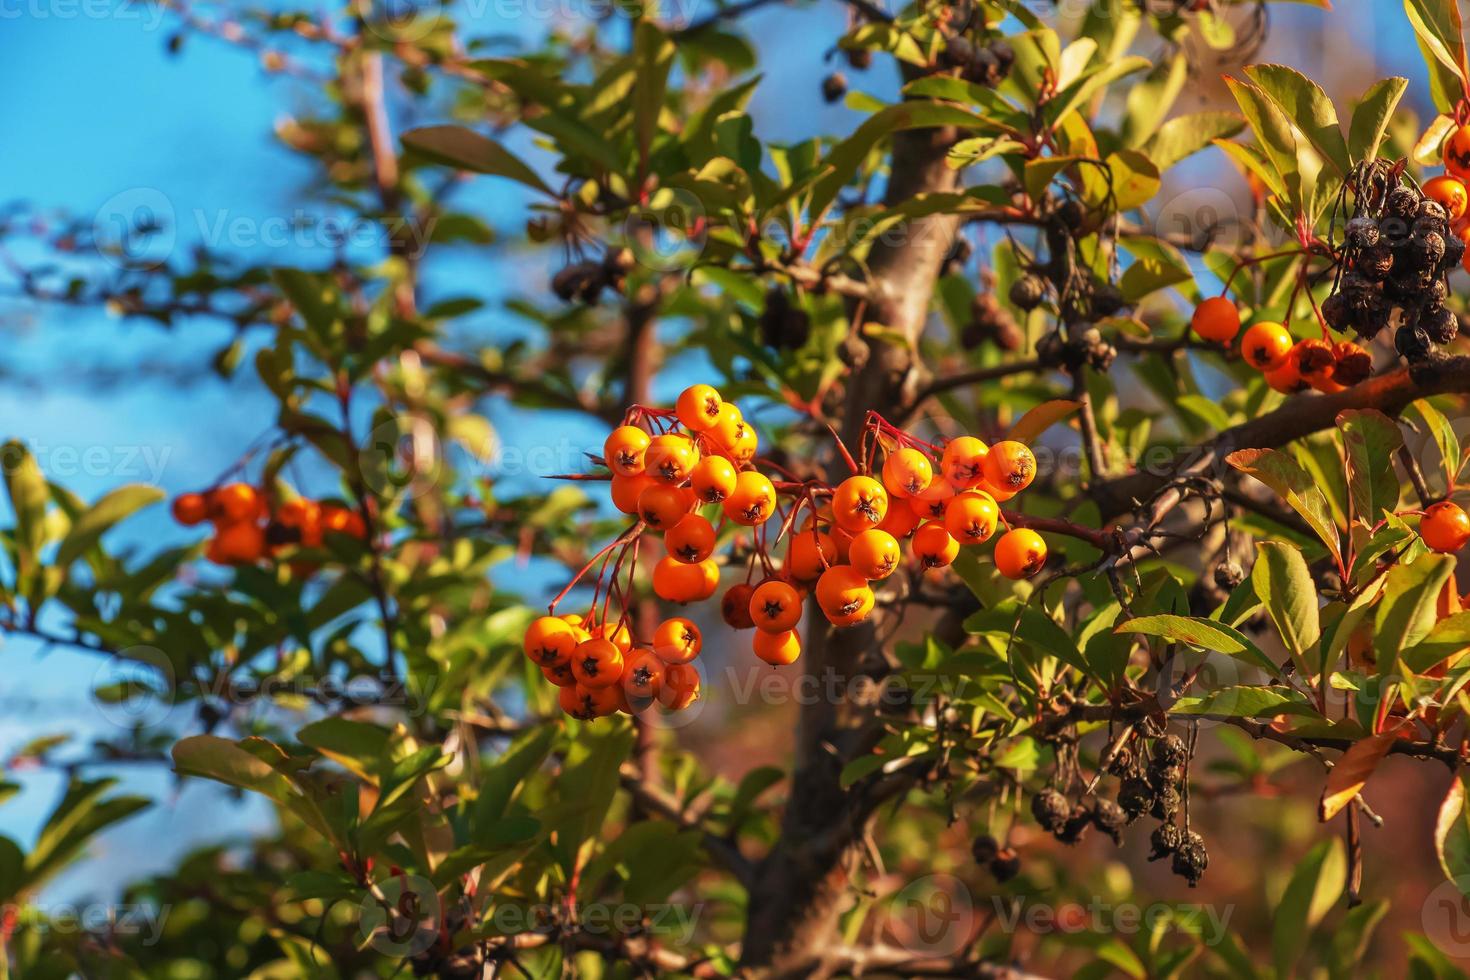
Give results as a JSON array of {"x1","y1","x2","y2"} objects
[
  {"x1": 1189, "y1": 298, "x2": 1373, "y2": 395},
  {"x1": 526, "y1": 384, "x2": 1055, "y2": 719},
  {"x1": 522, "y1": 612, "x2": 703, "y2": 720},
  {"x1": 171, "y1": 484, "x2": 366, "y2": 565}
]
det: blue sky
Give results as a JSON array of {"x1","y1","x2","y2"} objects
[{"x1": 0, "y1": 0, "x2": 1430, "y2": 904}]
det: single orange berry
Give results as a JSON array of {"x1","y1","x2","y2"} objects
[
  {"x1": 1444, "y1": 125, "x2": 1470, "y2": 180},
  {"x1": 1191, "y1": 296, "x2": 1242, "y2": 343},
  {"x1": 981, "y1": 441, "x2": 1036, "y2": 494},
  {"x1": 724, "y1": 471, "x2": 776, "y2": 526},
  {"x1": 882, "y1": 447, "x2": 933, "y2": 498},
  {"x1": 213, "y1": 483, "x2": 264, "y2": 523},
  {"x1": 320, "y1": 504, "x2": 366, "y2": 539},
  {"x1": 604, "y1": 425, "x2": 651, "y2": 477},
  {"x1": 1294, "y1": 338, "x2": 1337, "y2": 391},
  {"x1": 753, "y1": 629, "x2": 801, "y2": 666},
  {"x1": 749, "y1": 578, "x2": 803, "y2": 633},
  {"x1": 848, "y1": 528, "x2": 900, "y2": 580},
  {"x1": 728, "y1": 422, "x2": 759, "y2": 465},
  {"x1": 706, "y1": 403, "x2": 746, "y2": 451},
  {"x1": 541, "y1": 662, "x2": 577, "y2": 688},
  {"x1": 721, "y1": 583, "x2": 757, "y2": 629},
  {"x1": 666, "y1": 514, "x2": 716, "y2": 564},
  {"x1": 944, "y1": 490, "x2": 999, "y2": 544},
  {"x1": 1263, "y1": 349, "x2": 1307, "y2": 394},
  {"x1": 676, "y1": 384, "x2": 724, "y2": 431},
  {"x1": 1240, "y1": 322, "x2": 1293, "y2": 371},
  {"x1": 570, "y1": 637, "x2": 624, "y2": 689},
  {"x1": 562, "y1": 683, "x2": 621, "y2": 720},
  {"x1": 171, "y1": 492, "x2": 209, "y2": 526},
  {"x1": 815, "y1": 564, "x2": 874, "y2": 627},
  {"x1": 691, "y1": 455, "x2": 738, "y2": 504},
  {"x1": 637, "y1": 483, "x2": 691, "y2": 530},
  {"x1": 646, "y1": 434, "x2": 698, "y2": 485},
  {"x1": 911, "y1": 523, "x2": 959, "y2": 569},
  {"x1": 1425, "y1": 175, "x2": 1470, "y2": 221},
  {"x1": 787, "y1": 530, "x2": 838, "y2": 582},
  {"x1": 1422, "y1": 501, "x2": 1470, "y2": 554},
  {"x1": 831, "y1": 475, "x2": 889, "y2": 533},
  {"x1": 524, "y1": 615, "x2": 578, "y2": 667},
  {"x1": 994, "y1": 528, "x2": 1047, "y2": 579},
  {"x1": 653, "y1": 617, "x2": 703, "y2": 664},
  {"x1": 621, "y1": 648, "x2": 666, "y2": 702},
  {"x1": 978, "y1": 478, "x2": 1016, "y2": 503},
  {"x1": 610, "y1": 473, "x2": 657, "y2": 515},
  {"x1": 910, "y1": 476, "x2": 956, "y2": 520},
  {"x1": 210, "y1": 520, "x2": 265, "y2": 565},
  {"x1": 588, "y1": 620, "x2": 632, "y2": 653},
  {"x1": 652, "y1": 556, "x2": 719, "y2": 603},
  {"x1": 941, "y1": 436, "x2": 989, "y2": 489},
  {"x1": 659, "y1": 663, "x2": 701, "y2": 710},
  {"x1": 877, "y1": 499, "x2": 922, "y2": 538}
]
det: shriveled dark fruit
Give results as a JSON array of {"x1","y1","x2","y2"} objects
[
  {"x1": 989, "y1": 40, "x2": 1015, "y2": 69},
  {"x1": 1344, "y1": 215, "x2": 1379, "y2": 250},
  {"x1": 1139, "y1": 715, "x2": 1167, "y2": 739},
  {"x1": 1171, "y1": 831, "x2": 1209, "y2": 887},
  {"x1": 552, "y1": 262, "x2": 604, "y2": 303},
  {"x1": 1088, "y1": 342, "x2": 1117, "y2": 371},
  {"x1": 845, "y1": 47, "x2": 873, "y2": 70},
  {"x1": 1385, "y1": 185, "x2": 1420, "y2": 218},
  {"x1": 970, "y1": 834, "x2": 1000, "y2": 865},
  {"x1": 1213, "y1": 560, "x2": 1244, "y2": 590},
  {"x1": 968, "y1": 293, "x2": 1024, "y2": 352},
  {"x1": 1036, "y1": 329, "x2": 1068, "y2": 368},
  {"x1": 1356, "y1": 298, "x2": 1393, "y2": 338},
  {"x1": 965, "y1": 48, "x2": 1001, "y2": 86},
  {"x1": 1149, "y1": 822, "x2": 1182, "y2": 861},
  {"x1": 1118, "y1": 776, "x2": 1152, "y2": 820},
  {"x1": 1417, "y1": 199, "x2": 1450, "y2": 229},
  {"x1": 1296, "y1": 338, "x2": 1337, "y2": 379},
  {"x1": 1150, "y1": 784, "x2": 1181, "y2": 820},
  {"x1": 1340, "y1": 273, "x2": 1378, "y2": 312},
  {"x1": 1009, "y1": 273, "x2": 1047, "y2": 311},
  {"x1": 1092, "y1": 282, "x2": 1126, "y2": 317},
  {"x1": 1055, "y1": 810, "x2": 1091, "y2": 845},
  {"x1": 989, "y1": 850, "x2": 1022, "y2": 882},
  {"x1": 941, "y1": 35, "x2": 975, "y2": 69},
  {"x1": 1320, "y1": 292, "x2": 1352, "y2": 331},
  {"x1": 1332, "y1": 342, "x2": 1373, "y2": 386},
  {"x1": 1396, "y1": 324, "x2": 1433, "y2": 360},
  {"x1": 942, "y1": 237, "x2": 973, "y2": 275},
  {"x1": 821, "y1": 73, "x2": 848, "y2": 104},
  {"x1": 1056, "y1": 199, "x2": 1086, "y2": 231},
  {"x1": 1149, "y1": 762, "x2": 1184, "y2": 790},
  {"x1": 1412, "y1": 230, "x2": 1447, "y2": 268},
  {"x1": 1356, "y1": 244, "x2": 1394, "y2": 281},
  {"x1": 1106, "y1": 745, "x2": 1134, "y2": 775},
  {"x1": 1425, "y1": 306, "x2": 1460, "y2": 345},
  {"x1": 1445, "y1": 232, "x2": 1466, "y2": 268},
  {"x1": 1031, "y1": 788, "x2": 1071, "y2": 833},
  {"x1": 1090, "y1": 800, "x2": 1128, "y2": 845},
  {"x1": 1383, "y1": 269, "x2": 1432, "y2": 303},
  {"x1": 1155, "y1": 734, "x2": 1187, "y2": 766},
  {"x1": 1378, "y1": 216, "x2": 1412, "y2": 250},
  {"x1": 1425, "y1": 277, "x2": 1450, "y2": 311}
]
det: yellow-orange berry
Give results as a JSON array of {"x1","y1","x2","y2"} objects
[
  {"x1": 944, "y1": 491, "x2": 999, "y2": 544},
  {"x1": 209, "y1": 521, "x2": 266, "y2": 565},
  {"x1": 659, "y1": 663, "x2": 701, "y2": 710},
  {"x1": 723, "y1": 471, "x2": 776, "y2": 526},
  {"x1": 877, "y1": 499, "x2": 921, "y2": 538},
  {"x1": 1240, "y1": 322, "x2": 1293, "y2": 371},
  {"x1": 172, "y1": 492, "x2": 210, "y2": 526},
  {"x1": 753, "y1": 629, "x2": 801, "y2": 666},
  {"x1": 749, "y1": 578, "x2": 802, "y2": 633},
  {"x1": 691, "y1": 455, "x2": 738, "y2": 504},
  {"x1": 666, "y1": 514, "x2": 716, "y2": 564},
  {"x1": 911, "y1": 523, "x2": 959, "y2": 569},
  {"x1": 646, "y1": 433, "x2": 698, "y2": 485},
  {"x1": 815, "y1": 564, "x2": 874, "y2": 627},
  {"x1": 588, "y1": 620, "x2": 632, "y2": 654},
  {"x1": 621, "y1": 648, "x2": 665, "y2": 702},
  {"x1": 941, "y1": 436, "x2": 990, "y2": 489},
  {"x1": 652, "y1": 556, "x2": 719, "y2": 603},
  {"x1": 848, "y1": 528, "x2": 900, "y2": 580},
  {"x1": 570, "y1": 637, "x2": 624, "y2": 689},
  {"x1": 1422, "y1": 501, "x2": 1470, "y2": 554},
  {"x1": 1426, "y1": 175, "x2": 1470, "y2": 221},
  {"x1": 882, "y1": 447, "x2": 934, "y2": 498},
  {"x1": 910, "y1": 476, "x2": 956, "y2": 521},
  {"x1": 604, "y1": 425, "x2": 651, "y2": 477},
  {"x1": 831, "y1": 475, "x2": 889, "y2": 533},
  {"x1": 1190, "y1": 296, "x2": 1241, "y2": 343},
  {"x1": 994, "y1": 528, "x2": 1047, "y2": 579},
  {"x1": 213, "y1": 483, "x2": 264, "y2": 523},
  {"x1": 676, "y1": 384, "x2": 724, "y2": 431},
  {"x1": 787, "y1": 530, "x2": 837, "y2": 582},
  {"x1": 638, "y1": 483, "x2": 691, "y2": 530},
  {"x1": 1444, "y1": 125, "x2": 1470, "y2": 180},
  {"x1": 721, "y1": 583, "x2": 756, "y2": 629},
  {"x1": 1263, "y1": 350, "x2": 1307, "y2": 394},
  {"x1": 611, "y1": 473, "x2": 656, "y2": 515},
  {"x1": 524, "y1": 615, "x2": 578, "y2": 667},
  {"x1": 653, "y1": 617, "x2": 703, "y2": 664},
  {"x1": 981, "y1": 441, "x2": 1036, "y2": 494}
]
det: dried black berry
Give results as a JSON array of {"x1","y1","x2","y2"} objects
[
  {"x1": 1106, "y1": 745, "x2": 1134, "y2": 776},
  {"x1": 1056, "y1": 199, "x2": 1086, "y2": 231},
  {"x1": 1155, "y1": 734, "x2": 1187, "y2": 766},
  {"x1": 1445, "y1": 232, "x2": 1466, "y2": 269},
  {"x1": 1149, "y1": 762, "x2": 1184, "y2": 790},
  {"x1": 1148, "y1": 822, "x2": 1182, "y2": 861},
  {"x1": 1150, "y1": 784, "x2": 1181, "y2": 820},
  {"x1": 1425, "y1": 277, "x2": 1450, "y2": 312},
  {"x1": 1345, "y1": 216, "x2": 1379, "y2": 250},
  {"x1": 1055, "y1": 809, "x2": 1091, "y2": 845},
  {"x1": 965, "y1": 48, "x2": 1001, "y2": 87},
  {"x1": 989, "y1": 851, "x2": 1022, "y2": 882},
  {"x1": 1357, "y1": 244, "x2": 1394, "y2": 281},
  {"x1": 1425, "y1": 306, "x2": 1460, "y2": 345},
  {"x1": 1009, "y1": 273, "x2": 1046, "y2": 311},
  {"x1": 1031, "y1": 789, "x2": 1070, "y2": 833},
  {"x1": 989, "y1": 40, "x2": 1015, "y2": 69},
  {"x1": 821, "y1": 73, "x2": 847, "y2": 104},
  {"x1": 1213, "y1": 561, "x2": 1244, "y2": 590},
  {"x1": 941, "y1": 36, "x2": 974, "y2": 69},
  {"x1": 1414, "y1": 230, "x2": 1447, "y2": 269},
  {"x1": 845, "y1": 47, "x2": 872, "y2": 70},
  {"x1": 1386, "y1": 186, "x2": 1420, "y2": 218},
  {"x1": 1418, "y1": 199, "x2": 1450, "y2": 229},
  {"x1": 971, "y1": 834, "x2": 1000, "y2": 865},
  {"x1": 1396, "y1": 324, "x2": 1433, "y2": 360},
  {"x1": 1090, "y1": 800, "x2": 1127, "y2": 845},
  {"x1": 1118, "y1": 777, "x2": 1152, "y2": 820},
  {"x1": 1171, "y1": 831, "x2": 1209, "y2": 886}
]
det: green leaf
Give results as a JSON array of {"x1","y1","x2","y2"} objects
[
  {"x1": 272, "y1": 269, "x2": 336, "y2": 333},
  {"x1": 1349, "y1": 77, "x2": 1410, "y2": 162},
  {"x1": 297, "y1": 718, "x2": 389, "y2": 780},
  {"x1": 1245, "y1": 64, "x2": 1352, "y2": 177},
  {"x1": 3, "y1": 441, "x2": 47, "y2": 574},
  {"x1": 1118, "y1": 236, "x2": 1193, "y2": 302},
  {"x1": 1227, "y1": 448, "x2": 1342, "y2": 568},
  {"x1": 964, "y1": 600, "x2": 1093, "y2": 680},
  {"x1": 1251, "y1": 541, "x2": 1321, "y2": 671},
  {"x1": 1338, "y1": 409, "x2": 1403, "y2": 525},
  {"x1": 1115, "y1": 614, "x2": 1280, "y2": 678},
  {"x1": 1408, "y1": 400, "x2": 1463, "y2": 488},
  {"x1": 1122, "y1": 51, "x2": 1188, "y2": 148},
  {"x1": 55, "y1": 484, "x2": 165, "y2": 567},
  {"x1": 1007, "y1": 399, "x2": 1081, "y2": 444},
  {"x1": 474, "y1": 724, "x2": 557, "y2": 830},
  {"x1": 1169, "y1": 685, "x2": 1299, "y2": 718},
  {"x1": 402, "y1": 126, "x2": 555, "y2": 196},
  {"x1": 1404, "y1": 0, "x2": 1470, "y2": 113},
  {"x1": 554, "y1": 720, "x2": 635, "y2": 852},
  {"x1": 173, "y1": 735, "x2": 297, "y2": 804},
  {"x1": 1224, "y1": 76, "x2": 1301, "y2": 214},
  {"x1": 1437, "y1": 776, "x2": 1470, "y2": 899},
  {"x1": 1374, "y1": 554, "x2": 1456, "y2": 678},
  {"x1": 1271, "y1": 838, "x2": 1346, "y2": 977},
  {"x1": 1141, "y1": 111, "x2": 1246, "y2": 170},
  {"x1": 1402, "y1": 611, "x2": 1470, "y2": 674},
  {"x1": 632, "y1": 22, "x2": 675, "y2": 170}
]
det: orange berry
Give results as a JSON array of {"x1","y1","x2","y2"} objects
[
  {"x1": 728, "y1": 423, "x2": 759, "y2": 465},
  {"x1": 524, "y1": 615, "x2": 578, "y2": 667},
  {"x1": 723, "y1": 471, "x2": 776, "y2": 526},
  {"x1": 1190, "y1": 296, "x2": 1241, "y2": 343},
  {"x1": 691, "y1": 455, "x2": 738, "y2": 504},
  {"x1": 603, "y1": 425, "x2": 651, "y2": 477},
  {"x1": 1422, "y1": 501, "x2": 1470, "y2": 554},
  {"x1": 275, "y1": 498, "x2": 322, "y2": 547},
  {"x1": 611, "y1": 473, "x2": 656, "y2": 515},
  {"x1": 1263, "y1": 350, "x2": 1307, "y2": 394},
  {"x1": 1293, "y1": 338, "x2": 1336, "y2": 390},
  {"x1": 848, "y1": 528, "x2": 900, "y2": 580},
  {"x1": 882, "y1": 447, "x2": 933, "y2": 498},
  {"x1": 1444, "y1": 125, "x2": 1470, "y2": 180},
  {"x1": 562, "y1": 683, "x2": 620, "y2": 719},
  {"x1": 560, "y1": 612, "x2": 584, "y2": 628},
  {"x1": 981, "y1": 441, "x2": 1036, "y2": 494},
  {"x1": 722, "y1": 583, "x2": 756, "y2": 629},
  {"x1": 320, "y1": 504, "x2": 367, "y2": 539},
  {"x1": 542, "y1": 662, "x2": 577, "y2": 687},
  {"x1": 1426, "y1": 175, "x2": 1470, "y2": 221},
  {"x1": 749, "y1": 578, "x2": 803, "y2": 633},
  {"x1": 621, "y1": 648, "x2": 665, "y2": 702},
  {"x1": 213, "y1": 483, "x2": 264, "y2": 523},
  {"x1": 676, "y1": 385, "x2": 724, "y2": 431},
  {"x1": 978, "y1": 478, "x2": 1016, "y2": 503},
  {"x1": 653, "y1": 617, "x2": 703, "y2": 664},
  {"x1": 171, "y1": 492, "x2": 209, "y2": 526},
  {"x1": 666, "y1": 514, "x2": 716, "y2": 563},
  {"x1": 944, "y1": 490, "x2": 999, "y2": 544},
  {"x1": 994, "y1": 528, "x2": 1047, "y2": 579},
  {"x1": 815, "y1": 564, "x2": 874, "y2": 627},
  {"x1": 831, "y1": 475, "x2": 889, "y2": 533},
  {"x1": 209, "y1": 520, "x2": 265, "y2": 565},
  {"x1": 570, "y1": 637, "x2": 624, "y2": 689},
  {"x1": 706, "y1": 403, "x2": 746, "y2": 450},
  {"x1": 911, "y1": 523, "x2": 959, "y2": 569},
  {"x1": 877, "y1": 499, "x2": 921, "y2": 538},
  {"x1": 910, "y1": 476, "x2": 956, "y2": 521},
  {"x1": 589, "y1": 621, "x2": 632, "y2": 653},
  {"x1": 659, "y1": 663, "x2": 701, "y2": 711},
  {"x1": 941, "y1": 436, "x2": 989, "y2": 489},
  {"x1": 646, "y1": 433, "x2": 698, "y2": 485},
  {"x1": 1240, "y1": 322, "x2": 1293, "y2": 370},
  {"x1": 652, "y1": 556, "x2": 719, "y2": 603},
  {"x1": 753, "y1": 629, "x2": 801, "y2": 666},
  {"x1": 787, "y1": 530, "x2": 837, "y2": 582},
  {"x1": 637, "y1": 483, "x2": 691, "y2": 530}
]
